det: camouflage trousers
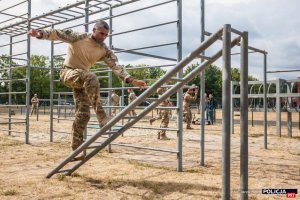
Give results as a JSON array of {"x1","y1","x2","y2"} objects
[
  {"x1": 60, "y1": 67, "x2": 107, "y2": 150},
  {"x1": 30, "y1": 105, "x2": 38, "y2": 116},
  {"x1": 111, "y1": 103, "x2": 119, "y2": 116},
  {"x1": 128, "y1": 109, "x2": 137, "y2": 116},
  {"x1": 158, "y1": 109, "x2": 169, "y2": 135},
  {"x1": 183, "y1": 107, "x2": 192, "y2": 128},
  {"x1": 128, "y1": 102, "x2": 136, "y2": 116}
]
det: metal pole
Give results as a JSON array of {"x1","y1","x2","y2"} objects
[
  {"x1": 108, "y1": 5, "x2": 113, "y2": 153},
  {"x1": 240, "y1": 31, "x2": 248, "y2": 200},
  {"x1": 176, "y1": 0, "x2": 183, "y2": 172},
  {"x1": 200, "y1": 0, "x2": 205, "y2": 167},
  {"x1": 263, "y1": 52, "x2": 267, "y2": 149},
  {"x1": 50, "y1": 24, "x2": 54, "y2": 142},
  {"x1": 83, "y1": 0, "x2": 90, "y2": 147},
  {"x1": 222, "y1": 24, "x2": 231, "y2": 200},
  {"x1": 276, "y1": 79, "x2": 281, "y2": 137},
  {"x1": 8, "y1": 36, "x2": 13, "y2": 135},
  {"x1": 230, "y1": 81, "x2": 234, "y2": 134},
  {"x1": 287, "y1": 83, "x2": 292, "y2": 137},
  {"x1": 251, "y1": 109, "x2": 254, "y2": 127},
  {"x1": 25, "y1": 0, "x2": 31, "y2": 144}
]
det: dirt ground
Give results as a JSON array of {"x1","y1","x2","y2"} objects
[{"x1": 0, "y1": 109, "x2": 299, "y2": 200}]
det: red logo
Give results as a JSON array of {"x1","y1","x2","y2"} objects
[{"x1": 286, "y1": 193, "x2": 296, "y2": 198}]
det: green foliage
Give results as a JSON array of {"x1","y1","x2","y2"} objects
[
  {"x1": 30, "y1": 55, "x2": 50, "y2": 99},
  {"x1": 183, "y1": 63, "x2": 222, "y2": 103},
  {"x1": 0, "y1": 54, "x2": 259, "y2": 106}
]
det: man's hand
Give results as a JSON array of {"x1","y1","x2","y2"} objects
[
  {"x1": 27, "y1": 29, "x2": 43, "y2": 38},
  {"x1": 132, "y1": 79, "x2": 147, "y2": 90}
]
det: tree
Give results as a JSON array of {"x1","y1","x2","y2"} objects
[
  {"x1": 183, "y1": 63, "x2": 222, "y2": 103},
  {"x1": 30, "y1": 55, "x2": 51, "y2": 99}
]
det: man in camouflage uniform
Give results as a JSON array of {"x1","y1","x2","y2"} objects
[
  {"x1": 28, "y1": 20, "x2": 146, "y2": 160},
  {"x1": 127, "y1": 88, "x2": 137, "y2": 116},
  {"x1": 111, "y1": 90, "x2": 120, "y2": 116},
  {"x1": 30, "y1": 93, "x2": 39, "y2": 116},
  {"x1": 183, "y1": 85, "x2": 198, "y2": 129},
  {"x1": 149, "y1": 85, "x2": 171, "y2": 140}
]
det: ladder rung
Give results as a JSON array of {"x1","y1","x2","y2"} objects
[
  {"x1": 57, "y1": 169, "x2": 72, "y2": 174},
  {"x1": 87, "y1": 145, "x2": 101, "y2": 149},
  {"x1": 123, "y1": 116, "x2": 137, "y2": 119},
  {"x1": 171, "y1": 77, "x2": 184, "y2": 82},
  {"x1": 197, "y1": 54, "x2": 212, "y2": 61},
  {"x1": 86, "y1": 131, "x2": 118, "y2": 137}
]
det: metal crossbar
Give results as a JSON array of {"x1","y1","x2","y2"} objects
[{"x1": 46, "y1": 27, "x2": 241, "y2": 178}]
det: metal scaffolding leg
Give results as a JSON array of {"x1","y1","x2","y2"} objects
[
  {"x1": 240, "y1": 31, "x2": 248, "y2": 200},
  {"x1": 222, "y1": 24, "x2": 231, "y2": 200}
]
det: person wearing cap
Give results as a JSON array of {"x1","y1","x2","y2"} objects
[
  {"x1": 28, "y1": 20, "x2": 146, "y2": 160},
  {"x1": 127, "y1": 88, "x2": 137, "y2": 116},
  {"x1": 30, "y1": 93, "x2": 39, "y2": 116},
  {"x1": 183, "y1": 85, "x2": 198, "y2": 129},
  {"x1": 111, "y1": 90, "x2": 120, "y2": 116},
  {"x1": 149, "y1": 84, "x2": 172, "y2": 140}
]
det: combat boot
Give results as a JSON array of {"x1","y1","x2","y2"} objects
[
  {"x1": 71, "y1": 151, "x2": 86, "y2": 162},
  {"x1": 160, "y1": 133, "x2": 170, "y2": 140},
  {"x1": 149, "y1": 118, "x2": 156, "y2": 125},
  {"x1": 186, "y1": 125, "x2": 193, "y2": 129}
]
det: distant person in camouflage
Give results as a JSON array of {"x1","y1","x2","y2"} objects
[
  {"x1": 28, "y1": 20, "x2": 146, "y2": 160},
  {"x1": 30, "y1": 93, "x2": 39, "y2": 116},
  {"x1": 127, "y1": 88, "x2": 137, "y2": 116},
  {"x1": 111, "y1": 90, "x2": 120, "y2": 116},
  {"x1": 149, "y1": 85, "x2": 171, "y2": 140},
  {"x1": 183, "y1": 85, "x2": 198, "y2": 129}
]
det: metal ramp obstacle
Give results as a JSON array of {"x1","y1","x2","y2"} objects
[{"x1": 47, "y1": 25, "x2": 243, "y2": 178}]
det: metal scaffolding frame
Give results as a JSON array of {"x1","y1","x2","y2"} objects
[
  {"x1": 0, "y1": 0, "x2": 31, "y2": 143},
  {"x1": 47, "y1": 0, "x2": 183, "y2": 171},
  {"x1": 0, "y1": 0, "x2": 185, "y2": 170},
  {"x1": 199, "y1": 1, "x2": 264, "y2": 199},
  {"x1": 0, "y1": 0, "x2": 274, "y2": 199},
  {"x1": 45, "y1": 26, "x2": 249, "y2": 200},
  {"x1": 232, "y1": 79, "x2": 300, "y2": 137}
]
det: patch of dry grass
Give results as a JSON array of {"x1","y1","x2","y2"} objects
[{"x1": 0, "y1": 111, "x2": 299, "y2": 200}]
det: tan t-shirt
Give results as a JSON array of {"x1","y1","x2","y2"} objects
[{"x1": 39, "y1": 28, "x2": 131, "y2": 81}]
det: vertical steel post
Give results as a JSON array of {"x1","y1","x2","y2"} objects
[
  {"x1": 263, "y1": 52, "x2": 267, "y2": 149},
  {"x1": 287, "y1": 83, "x2": 292, "y2": 137},
  {"x1": 240, "y1": 31, "x2": 248, "y2": 200},
  {"x1": 176, "y1": 0, "x2": 183, "y2": 172},
  {"x1": 108, "y1": 6, "x2": 113, "y2": 153},
  {"x1": 8, "y1": 36, "x2": 12, "y2": 135},
  {"x1": 50, "y1": 24, "x2": 54, "y2": 142},
  {"x1": 222, "y1": 24, "x2": 231, "y2": 200},
  {"x1": 25, "y1": 0, "x2": 31, "y2": 144},
  {"x1": 83, "y1": 0, "x2": 90, "y2": 153},
  {"x1": 276, "y1": 79, "x2": 281, "y2": 136},
  {"x1": 200, "y1": 0, "x2": 205, "y2": 166},
  {"x1": 230, "y1": 81, "x2": 234, "y2": 134}
]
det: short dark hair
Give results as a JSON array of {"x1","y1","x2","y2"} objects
[{"x1": 94, "y1": 20, "x2": 109, "y2": 30}]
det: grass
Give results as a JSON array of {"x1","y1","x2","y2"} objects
[
  {"x1": 128, "y1": 160, "x2": 172, "y2": 171},
  {"x1": 56, "y1": 174, "x2": 66, "y2": 181},
  {"x1": 1, "y1": 189, "x2": 17, "y2": 196},
  {"x1": 0, "y1": 136, "x2": 23, "y2": 148}
]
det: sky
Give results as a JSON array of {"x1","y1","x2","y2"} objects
[{"x1": 0, "y1": 0, "x2": 299, "y2": 81}]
